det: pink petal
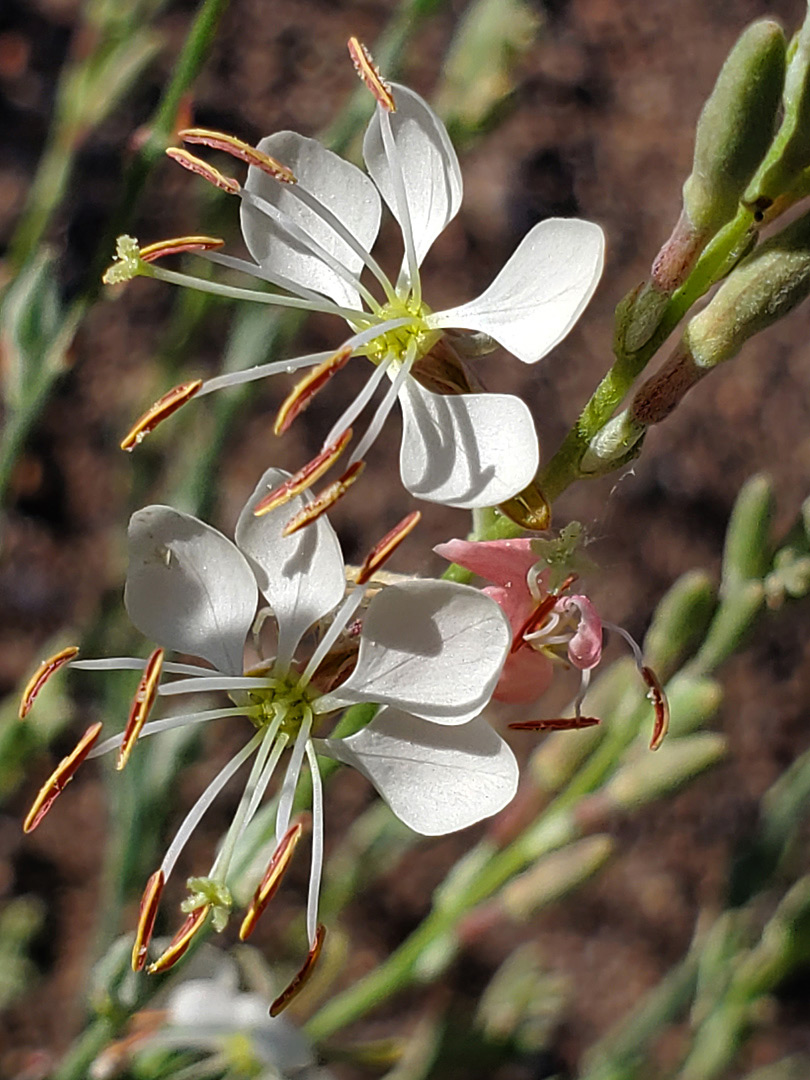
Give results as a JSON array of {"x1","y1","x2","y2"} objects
[
  {"x1": 434, "y1": 538, "x2": 538, "y2": 588},
  {"x1": 493, "y1": 647, "x2": 554, "y2": 704},
  {"x1": 560, "y1": 595, "x2": 603, "y2": 669},
  {"x1": 483, "y1": 585, "x2": 536, "y2": 637}
]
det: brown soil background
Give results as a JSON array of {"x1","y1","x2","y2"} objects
[{"x1": 2, "y1": 0, "x2": 810, "y2": 1076}]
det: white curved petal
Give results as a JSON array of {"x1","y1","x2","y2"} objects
[
  {"x1": 317, "y1": 579, "x2": 510, "y2": 724},
  {"x1": 235, "y1": 468, "x2": 345, "y2": 666},
  {"x1": 241, "y1": 131, "x2": 381, "y2": 308},
  {"x1": 430, "y1": 218, "x2": 605, "y2": 362},
  {"x1": 364, "y1": 83, "x2": 462, "y2": 266},
  {"x1": 320, "y1": 709, "x2": 518, "y2": 835},
  {"x1": 398, "y1": 380, "x2": 539, "y2": 507},
  {"x1": 125, "y1": 506, "x2": 257, "y2": 676}
]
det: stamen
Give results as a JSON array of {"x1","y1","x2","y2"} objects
[
  {"x1": 303, "y1": 586, "x2": 365, "y2": 686},
  {"x1": 282, "y1": 461, "x2": 365, "y2": 537},
  {"x1": 239, "y1": 820, "x2": 304, "y2": 940},
  {"x1": 139, "y1": 236, "x2": 225, "y2": 263},
  {"x1": 165, "y1": 148, "x2": 240, "y2": 195},
  {"x1": 357, "y1": 511, "x2": 421, "y2": 585},
  {"x1": 321, "y1": 352, "x2": 395, "y2": 450},
  {"x1": 179, "y1": 128, "x2": 296, "y2": 184},
  {"x1": 71, "y1": 657, "x2": 211, "y2": 676},
  {"x1": 23, "y1": 721, "x2": 103, "y2": 833},
  {"x1": 347, "y1": 37, "x2": 395, "y2": 112},
  {"x1": 132, "y1": 869, "x2": 165, "y2": 972},
  {"x1": 275, "y1": 348, "x2": 352, "y2": 435},
  {"x1": 147, "y1": 905, "x2": 211, "y2": 974},
  {"x1": 305, "y1": 741, "x2": 324, "y2": 948},
  {"x1": 253, "y1": 429, "x2": 353, "y2": 517},
  {"x1": 120, "y1": 380, "x2": 203, "y2": 451},
  {"x1": 90, "y1": 706, "x2": 256, "y2": 759},
  {"x1": 643, "y1": 665, "x2": 670, "y2": 751},
  {"x1": 511, "y1": 574, "x2": 578, "y2": 654},
  {"x1": 19, "y1": 646, "x2": 79, "y2": 719},
  {"x1": 379, "y1": 108, "x2": 420, "y2": 305},
  {"x1": 269, "y1": 924, "x2": 326, "y2": 1016},
  {"x1": 118, "y1": 648, "x2": 164, "y2": 770},
  {"x1": 157, "y1": 674, "x2": 271, "y2": 696},
  {"x1": 509, "y1": 717, "x2": 601, "y2": 731}
]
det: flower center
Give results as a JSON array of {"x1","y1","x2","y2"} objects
[
  {"x1": 246, "y1": 672, "x2": 319, "y2": 738},
  {"x1": 367, "y1": 296, "x2": 438, "y2": 365}
]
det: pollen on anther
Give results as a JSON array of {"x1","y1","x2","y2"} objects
[
  {"x1": 253, "y1": 429, "x2": 353, "y2": 517},
  {"x1": 166, "y1": 148, "x2": 240, "y2": 195},
  {"x1": 269, "y1": 924, "x2": 326, "y2": 1016},
  {"x1": 139, "y1": 236, "x2": 225, "y2": 263},
  {"x1": 23, "y1": 721, "x2": 103, "y2": 833},
  {"x1": 282, "y1": 461, "x2": 365, "y2": 536},
  {"x1": 147, "y1": 905, "x2": 211, "y2": 974},
  {"x1": 118, "y1": 649, "x2": 164, "y2": 771},
  {"x1": 121, "y1": 380, "x2": 203, "y2": 451},
  {"x1": 642, "y1": 665, "x2": 670, "y2": 751},
  {"x1": 239, "y1": 820, "x2": 304, "y2": 941},
  {"x1": 132, "y1": 869, "x2": 165, "y2": 972},
  {"x1": 347, "y1": 37, "x2": 395, "y2": 112},
  {"x1": 274, "y1": 349, "x2": 352, "y2": 436},
  {"x1": 19, "y1": 646, "x2": 79, "y2": 719},
  {"x1": 179, "y1": 128, "x2": 296, "y2": 185},
  {"x1": 357, "y1": 511, "x2": 421, "y2": 585}
]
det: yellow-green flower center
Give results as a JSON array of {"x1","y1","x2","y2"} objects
[
  {"x1": 246, "y1": 672, "x2": 318, "y2": 738},
  {"x1": 367, "y1": 296, "x2": 439, "y2": 365}
]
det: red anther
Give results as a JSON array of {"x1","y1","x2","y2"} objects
[
  {"x1": 274, "y1": 349, "x2": 352, "y2": 435},
  {"x1": 139, "y1": 236, "x2": 225, "y2": 263},
  {"x1": 147, "y1": 905, "x2": 211, "y2": 974},
  {"x1": 282, "y1": 461, "x2": 365, "y2": 537},
  {"x1": 121, "y1": 380, "x2": 203, "y2": 451},
  {"x1": 19, "y1": 646, "x2": 79, "y2": 719},
  {"x1": 165, "y1": 148, "x2": 240, "y2": 195},
  {"x1": 347, "y1": 37, "x2": 395, "y2": 112},
  {"x1": 642, "y1": 665, "x2": 670, "y2": 750},
  {"x1": 118, "y1": 649, "x2": 164, "y2": 771},
  {"x1": 269, "y1": 924, "x2": 326, "y2": 1016},
  {"x1": 239, "y1": 821, "x2": 305, "y2": 941},
  {"x1": 23, "y1": 721, "x2": 103, "y2": 833},
  {"x1": 356, "y1": 511, "x2": 422, "y2": 585},
  {"x1": 510, "y1": 573, "x2": 578, "y2": 654},
  {"x1": 132, "y1": 869, "x2": 165, "y2": 972},
  {"x1": 508, "y1": 717, "x2": 601, "y2": 731},
  {"x1": 253, "y1": 429, "x2": 354, "y2": 517},
  {"x1": 179, "y1": 129, "x2": 296, "y2": 184}
]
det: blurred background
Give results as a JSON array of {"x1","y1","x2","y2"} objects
[{"x1": 2, "y1": 0, "x2": 810, "y2": 1076}]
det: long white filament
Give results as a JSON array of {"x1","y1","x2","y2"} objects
[
  {"x1": 349, "y1": 340, "x2": 416, "y2": 465},
  {"x1": 159, "y1": 730, "x2": 263, "y2": 883},
  {"x1": 305, "y1": 740, "x2": 324, "y2": 947},
  {"x1": 88, "y1": 706, "x2": 257, "y2": 758},
  {"x1": 210, "y1": 718, "x2": 281, "y2": 880},
  {"x1": 240, "y1": 189, "x2": 382, "y2": 315},
  {"x1": 198, "y1": 351, "x2": 332, "y2": 396},
  {"x1": 379, "y1": 108, "x2": 421, "y2": 306},
  {"x1": 71, "y1": 657, "x2": 212, "y2": 676},
  {"x1": 287, "y1": 182, "x2": 397, "y2": 304},
  {"x1": 275, "y1": 712, "x2": 312, "y2": 843},
  {"x1": 148, "y1": 266, "x2": 363, "y2": 323},
  {"x1": 158, "y1": 675, "x2": 270, "y2": 696},
  {"x1": 321, "y1": 354, "x2": 394, "y2": 450},
  {"x1": 240, "y1": 727, "x2": 290, "y2": 837},
  {"x1": 201, "y1": 249, "x2": 339, "y2": 307},
  {"x1": 302, "y1": 585, "x2": 366, "y2": 687}
]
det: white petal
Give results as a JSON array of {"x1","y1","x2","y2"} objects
[
  {"x1": 398, "y1": 380, "x2": 539, "y2": 507},
  {"x1": 125, "y1": 507, "x2": 257, "y2": 676},
  {"x1": 320, "y1": 709, "x2": 518, "y2": 835},
  {"x1": 235, "y1": 468, "x2": 345, "y2": 667},
  {"x1": 431, "y1": 218, "x2": 605, "y2": 363},
  {"x1": 241, "y1": 131, "x2": 381, "y2": 308},
  {"x1": 364, "y1": 83, "x2": 462, "y2": 266},
  {"x1": 317, "y1": 579, "x2": 510, "y2": 725}
]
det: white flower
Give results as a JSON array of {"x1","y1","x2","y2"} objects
[
  {"x1": 51, "y1": 467, "x2": 517, "y2": 1000},
  {"x1": 111, "y1": 41, "x2": 604, "y2": 511}
]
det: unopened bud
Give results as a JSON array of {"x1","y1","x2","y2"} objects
[
  {"x1": 747, "y1": 9, "x2": 810, "y2": 211},
  {"x1": 498, "y1": 478, "x2": 551, "y2": 531},
  {"x1": 602, "y1": 733, "x2": 727, "y2": 811},
  {"x1": 643, "y1": 570, "x2": 716, "y2": 680},
  {"x1": 685, "y1": 20, "x2": 785, "y2": 234},
  {"x1": 498, "y1": 836, "x2": 614, "y2": 921},
  {"x1": 579, "y1": 410, "x2": 645, "y2": 475},
  {"x1": 722, "y1": 473, "x2": 774, "y2": 594}
]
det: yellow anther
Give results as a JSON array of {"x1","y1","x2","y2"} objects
[
  {"x1": 166, "y1": 148, "x2": 240, "y2": 194},
  {"x1": 120, "y1": 380, "x2": 203, "y2": 452},
  {"x1": 180, "y1": 128, "x2": 296, "y2": 184},
  {"x1": 19, "y1": 645, "x2": 79, "y2": 719}
]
